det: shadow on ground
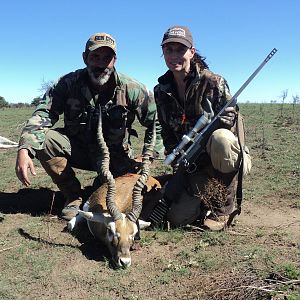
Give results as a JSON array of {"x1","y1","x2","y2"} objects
[
  {"x1": 0, "y1": 186, "x2": 113, "y2": 264},
  {"x1": 0, "y1": 174, "x2": 171, "y2": 217},
  {"x1": 0, "y1": 186, "x2": 95, "y2": 216},
  {"x1": 0, "y1": 188, "x2": 64, "y2": 216},
  {"x1": 17, "y1": 225, "x2": 111, "y2": 264}
]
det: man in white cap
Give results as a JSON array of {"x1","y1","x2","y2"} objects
[{"x1": 15, "y1": 32, "x2": 163, "y2": 220}]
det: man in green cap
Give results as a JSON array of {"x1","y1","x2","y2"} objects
[{"x1": 15, "y1": 32, "x2": 164, "y2": 220}]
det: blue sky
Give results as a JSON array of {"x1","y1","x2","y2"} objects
[{"x1": 1, "y1": 0, "x2": 299, "y2": 104}]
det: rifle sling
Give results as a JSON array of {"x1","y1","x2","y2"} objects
[{"x1": 227, "y1": 113, "x2": 245, "y2": 227}]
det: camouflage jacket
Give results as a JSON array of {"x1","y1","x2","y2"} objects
[
  {"x1": 154, "y1": 63, "x2": 232, "y2": 154},
  {"x1": 19, "y1": 68, "x2": 162, "y2": 158}
]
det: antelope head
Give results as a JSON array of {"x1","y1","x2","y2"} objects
[
  {"x1": 79, "y1": 172, "x2": 157, "y2": 268},
  {"x1": 101, "y1": 178, "x2": 141, "y2": 268},
  {"x1": 105, "y1": 216, "x2": 138, "y2": 268}
]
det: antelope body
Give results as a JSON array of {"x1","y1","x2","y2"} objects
[{"x1": 68, "y1": 108, "x2": 161, "y2": 268}]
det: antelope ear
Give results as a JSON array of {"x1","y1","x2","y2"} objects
[{"x1": 138, "y1": 219, "x2": 151, "y2": 229}]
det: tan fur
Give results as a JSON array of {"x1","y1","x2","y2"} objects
[{"x1": 88, "y1": 174, "x2": 161, "y2": 213}]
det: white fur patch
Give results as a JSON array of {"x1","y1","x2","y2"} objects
[
  {"x1": 67, "y1": 214, "x2": 85, "y2": 231},
  {"x1": 138, "y1": 219, "x2": 151, "y2": 229},
  {"x1": 79, "y1": 210, "x2": 106, "y2": 223}
]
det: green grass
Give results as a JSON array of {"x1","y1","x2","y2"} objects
[
  {"x1": 240, "y1": 103, "x2": 300, "y2": 206},
  {"x1": 280, "y1": 263, "x2": 300, "y2": 280},
  {"x1": 0, "y1": 104, "x2": 299, "y2": 299}
]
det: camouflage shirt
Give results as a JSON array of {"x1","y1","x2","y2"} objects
[
  {"x1": 19, "y1": 68, "x2": 162, "y2": 158},
  {"x1": 154, "y1": 63, "x2": 232, "y2": 154}
]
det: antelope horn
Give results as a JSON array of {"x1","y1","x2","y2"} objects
[
  {"x1": 127, "y1": 114, "x2": 157, "y2": 222},
  {"x1": 96, "y1": 107, "x2": 122, "y2": 221}
]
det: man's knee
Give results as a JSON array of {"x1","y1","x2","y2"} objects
[{"x1": 37, "y1": 129, "x2": 71, "y2": 161}]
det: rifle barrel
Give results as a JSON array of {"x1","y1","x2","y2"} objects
[{"x1": 231, "y1": 48, "x2": 277, "y2": 102}]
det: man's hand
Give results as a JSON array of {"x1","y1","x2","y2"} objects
[
  {"x1": 219, "y1": 107, "x2": 237, "y2": 127},
  {"x1": 15, "y1": 149, "x2": 36, "y2": 186}
]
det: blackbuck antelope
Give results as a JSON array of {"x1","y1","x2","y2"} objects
[{"x1": 68, "y1": 110, "x2": 161, "y2": 268}]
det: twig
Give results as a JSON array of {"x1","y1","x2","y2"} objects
[
  {"x1": 166, "y1": 221, "x2": 171, "y2": 232},
  {"x1": 184, "y1": 224, "x2": 205, "y2": 232},
  {"x1": 48, "y1": 191, "x2": 55, "y2": 215},
  {"x1": 0, "y1": 244, "x2": 21, "y2": 253},
  {"x1": 274, "y1": 220, "x2": 300, "y2": 230},
  {"x1": 244, "y1": 285, "x2": 284, "y2": 293},
  {"x1": 47, "y1": 221, "x2": 51, "y2": 240},
  {"x1": 275, "y1": 279, "x2": 299, "y2": 285},
  {"x1": 210, "y1": 285, "x2": 278, "y2": 295},
  {"x1": 46, "y1": 191, "x2": 58, "y2": 240},
  {"x1": 226, "y1": 230, "x2": 249, "y2": 236},
  {"x1": 213, "y1": 280, "x2": 300, "y2": 294},
  {"x1": 265, "y1": 278, "x2": 300, "y2": 285}
]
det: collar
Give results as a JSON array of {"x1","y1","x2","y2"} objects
[
  {"x1": 157, "y1": 63, "x2": 203, "y2": 94},
  {"x1": 157, "y1": 70, "x2": 176, "y2": 94}
]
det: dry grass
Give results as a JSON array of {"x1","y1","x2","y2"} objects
[{"x1": 0, "y1": 104, "x2": 299, "y2": 300}]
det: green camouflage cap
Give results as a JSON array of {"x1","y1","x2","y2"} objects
[
  {"x1": 161, "y1": 26, "x2": 193, "y2": 48},
  {"x1": 85, "y1": 32, "x2": 117, "y2": 54}
]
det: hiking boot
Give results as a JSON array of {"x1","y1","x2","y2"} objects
[
  {"x1": 40, "y1": 157, "x2": 82, "y2": 221},
  {"x1": 212, "y1": 170, "x2": 238, "y2": 216},
  {"x1": 203, "y1": 215, "x2": 229, "y2": 231}
]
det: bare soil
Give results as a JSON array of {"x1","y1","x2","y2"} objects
[
  {"x1": 1, "y1": 104, "x2": 300, "y2": 299},
  {"x1": 0, "y1": 185, "x2": 299, "y2": 300}
]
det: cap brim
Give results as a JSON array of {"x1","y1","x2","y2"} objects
[
  {"x1": 88, "y1": 44, "x2": 116, "y2": 54},
  {"x1": 161, "y1": 37, "x2": 192, "y2": 48}
]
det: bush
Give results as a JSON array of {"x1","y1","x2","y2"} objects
[{"x1": 0, "y1": 96, "x2": 9, "y2": 108}]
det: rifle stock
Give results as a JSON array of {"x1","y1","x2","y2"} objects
[{"x1": 164, "y1": 48, "x2": 278, "y2": 169}]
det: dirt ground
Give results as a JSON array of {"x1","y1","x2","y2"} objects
[
  {"x1": 0, "y1": 185, "x2": 299, "y2": 300},
  {"x1": 2, "y1": 104, "x2": 299, "y2": 299}
]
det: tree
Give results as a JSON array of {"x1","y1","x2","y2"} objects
[
  {"x1": 0, "y1": 96, "x2": 9, "y2": 108},
  {"x1": 279, "y1": 89, "x2": 288, "y2": 117},
  {"x1": 292, "y1": 94, "x2": 299, "y2": 105},
  {"x1": 39, "y1": 78, "x2": 55, "y2": 95},
  {"x1": 292, "y1": 94, "x2": 299, "y2": 121},
  {"x1": 31, "y1": 97, "x2": 43, "y2": 107}
]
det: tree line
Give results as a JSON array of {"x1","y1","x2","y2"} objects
[
  {"x1": 0, "y1": 96, "x2": 42, "y2": 108},
  {"x1": 1, "y1": 85, "x2": 299, "y2": 109},
  {"x1": 0, "y1": 79, "x2": 55, "y2": 108}
]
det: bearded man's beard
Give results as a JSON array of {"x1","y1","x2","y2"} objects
[{"x1": 87, "y1": 67, "x2": 113, "y2": 87}]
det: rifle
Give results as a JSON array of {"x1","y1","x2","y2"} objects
[{"x1": 164, "y1": 48, "x2": 278, "y2": 169}]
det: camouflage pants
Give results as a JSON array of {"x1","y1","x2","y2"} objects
[
  {"x1": 36, "y1": 128, "x2": 140, "y2": 177},
  {"x1": 165, "y1": 129, "x2": 252, "y2": 225}
]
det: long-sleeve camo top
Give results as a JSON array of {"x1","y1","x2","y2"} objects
[
  {"x1": 154, "y1": 63, "x2": 232, "y2": 155},
  {"x1": 19, "y1": 68, "x2": 161, "y2": 158}
]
